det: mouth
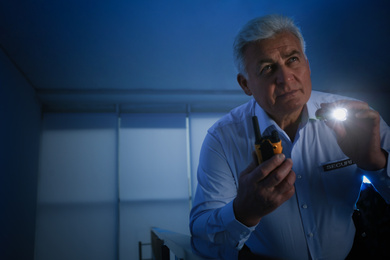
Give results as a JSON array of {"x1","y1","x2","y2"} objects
[{"x1": 277, "y1": 90, "x2": 299, "y2": 99}]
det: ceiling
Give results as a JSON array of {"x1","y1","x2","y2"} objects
[{"x1": 1, "y1": 0, "x2": 389, "y2": 116}]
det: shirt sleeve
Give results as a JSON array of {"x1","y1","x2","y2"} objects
[
  {"x1": 189, "y1": 131, "x2": 255, "y2": 249},
  {"x1": 361, "y1": 117, "x2": 390, "y2": 203}
]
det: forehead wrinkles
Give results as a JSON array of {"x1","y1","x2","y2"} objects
[
  {"x1": 261, "y1": 44, "x2": 296, "y2": 60},
  {"x1": 254, "y1": 32, "x2": 303, "y2": 60}
]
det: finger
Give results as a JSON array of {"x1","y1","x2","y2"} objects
[
  {"x1": 355, "y1": 109, "x2": 379, "y2": 120},
  {"x1": 320, "y1": 100, "x2": 369, "y2": 110},
  {"x1": 324, "y1": 118, "x2": 347, "y2": 137},
  {"x1": 249, "y1": 153, "x2": 286, "y2": 183},
  {"x1": 275, "y1": 170, "x2": 296, "y2": 195},
  {"x1": 263, "y1": 169, "x2": 296, "y2": 209},
  {"x1": 261, "y1": 158, "x2": 293, "y2": 187},
  {"x1": 337, "y1": 100, "x2": 369, "y2": 111},
  {"x1": 314, "y1": 107, "x2": 326, "y2": 119},
  {"x1": 339, "y1": 100, "x2": 377, "y2": 120}
]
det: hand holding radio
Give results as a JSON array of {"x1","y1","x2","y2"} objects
[
  {"x1": 233, "y1": 151, "x2": 295, "y2": 227},
  {"x1": 232, "y1": 116, "x2": 295, "y2": 227}
]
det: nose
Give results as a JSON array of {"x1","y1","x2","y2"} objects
[{"x1": 275, "y1": 66, "x2": 293, "y2": 85}]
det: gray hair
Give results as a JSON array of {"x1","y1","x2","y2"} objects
[{"x1": 233, "y1": 14, "x2": 306, "y2": 77}]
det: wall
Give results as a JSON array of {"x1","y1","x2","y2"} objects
[
  {"x1": 35, "y1": 113, "x2": 118, "y2": 260},
  {"x1": 35, "y1": 111, "x2": 223, "y2": 260},
  {"x1": 0, "y1": 48, "x2": 41, "y2": 259}
]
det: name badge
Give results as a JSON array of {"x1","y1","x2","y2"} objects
[{"x1": 322, "y1": 159, "x2": 355, "y2": 172}]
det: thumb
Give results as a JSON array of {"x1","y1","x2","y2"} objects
[{"x1": 324, "y1": 119, "x2": 347, "y2": 139}]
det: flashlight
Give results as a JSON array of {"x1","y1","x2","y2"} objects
[{"x1": 316, "y1": 107, "x2": 348, "y2": 121}]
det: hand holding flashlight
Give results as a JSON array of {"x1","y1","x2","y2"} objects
[{"x1": 315, "y1": 100, "x2": 387, "y2": 171}]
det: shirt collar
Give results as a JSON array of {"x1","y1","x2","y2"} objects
[
  {"x1": 306, "y1": 94, "x2": 320, "y2": 120},
  {"x1": 254, "y1": 96, "x2": 319, "y2": 135},
  {"x1": 254, "y1": 102, "x2": 278, "y2": 135}
]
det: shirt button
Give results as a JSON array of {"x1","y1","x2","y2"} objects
[
  {"x1": 308, "y1": 232, "x2": 314, "y2": 237},
  {"x1": 297, "y1": 175, "x2": 302, "y2": 179},
  {"x1": 302, "y1": 204, "x2": 308, "y2": 209}
]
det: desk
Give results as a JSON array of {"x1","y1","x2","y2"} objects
[{"x1": 151, "y1": 227, "x2": 216, "y2": 260}]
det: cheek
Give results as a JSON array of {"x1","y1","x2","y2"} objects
[
  {"x1": 252, "y1": 85, "x2": 270, "y2": 99},
  {"x1": 247, "y1": 77, "x2": 277, "y2": 103},
  {"x1": 302, "y1": 74, "x2": 312, "y2": 93},
  {"x1": 299, "y1": 67, "x2": 312, "y2": 86},
  {"x1": 253, "y1": 85, "x2": 276, "y2": 108}
]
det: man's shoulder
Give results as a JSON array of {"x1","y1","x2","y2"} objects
[
  {"x1": 310, "y1": 90, "x2": 357, "y2": 103},
  {"x1": 208, "y1": 99, "x2": 254, "y2": 133},
  {"x1": 305, "y1": 91, "x2": 359, "y2": 119}
]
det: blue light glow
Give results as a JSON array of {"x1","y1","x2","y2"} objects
[{"x1": 363, "y1": 176, "x2": 371, "y2": 184}]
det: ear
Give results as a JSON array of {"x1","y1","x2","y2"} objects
[{"x1": 237, "y1": 74, "x2": 252, "y2": 96}]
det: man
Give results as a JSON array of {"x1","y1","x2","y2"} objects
[{"x1": 190, "y1": 14, "x2": 390, "y2": 259}]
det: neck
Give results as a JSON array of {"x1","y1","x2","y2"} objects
[{"x1": 271, "y1": 109, "x2": 303, "y2": 142}]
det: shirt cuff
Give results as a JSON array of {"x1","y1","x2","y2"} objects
[
  {"x1": 219, "y1": 200, "x2": 257, "y2": 250},
  {"x1": 363, "y1": 148, "x2": 390, "y2": 177},
  {"x1": 362, "y1": 149, "x2": 390, "y2": 203}
]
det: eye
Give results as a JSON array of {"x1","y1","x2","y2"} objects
[
  {"x1": 287, "y1": 56, "x2": 299, "y2": 64},
  {"x1": 260, "y1": 64, "x2": 273, "y2": 75}
]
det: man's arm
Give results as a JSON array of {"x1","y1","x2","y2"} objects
[
  {"x1": 316, "y1": 100, "x2": 390, "y2": 202},
  {"x1": 190, "y1": 133, "x2": 254, "y2": 248},
  {"x1": 190, "y1": 132, "x2": 296, "y2": 247}
]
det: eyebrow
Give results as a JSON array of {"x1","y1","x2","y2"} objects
[
  {"x1": 257, "y1": 49, "x2": 302, "y2": 67},
  {"x1": 281, "y1": 49, "x2": 301, "y2": 59}
]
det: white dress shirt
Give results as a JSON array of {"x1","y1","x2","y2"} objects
[{"x1": 190, "y1": 91, "x2": 390, "y2": 260}]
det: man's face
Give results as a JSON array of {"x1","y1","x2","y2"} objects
[{"x1": 238, "y1": 32, "x2": 312, "y2": 121}]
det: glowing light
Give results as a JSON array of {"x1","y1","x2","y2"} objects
[
  {"x1": 363, "y1": 176, "x2": 371, "y2": 184},
  {"x1": 331, "y1": 108, "x2": 348, "y2": 121}
]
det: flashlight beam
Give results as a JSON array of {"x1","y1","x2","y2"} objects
[{"x1": 331, "y1": 108, "x2": 348, "y2": 121}]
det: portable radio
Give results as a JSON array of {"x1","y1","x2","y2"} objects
[{"x1": 252, "y1": 116, "x2": 283, "y2": 164}]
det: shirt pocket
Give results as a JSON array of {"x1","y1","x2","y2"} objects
[{"x1": 320, "y1": 158, "x2": 362, "y2": 206}]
